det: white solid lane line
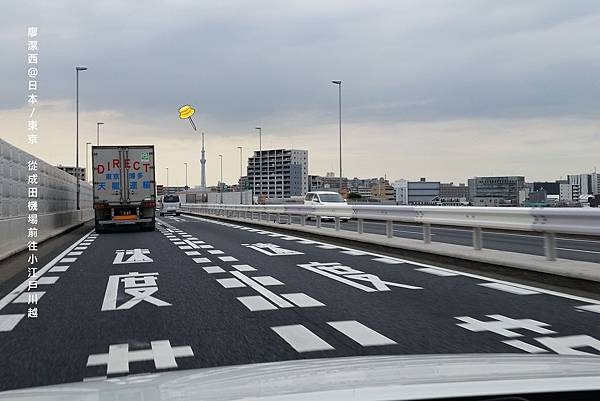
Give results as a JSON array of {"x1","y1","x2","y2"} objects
[
  {"x1": 328, "y1": 320, "x2": 397, "y2": 346},
  {"x1": 478, "y1": 282, "x2": 540, "y2": 295},
  {"x1": 576, "y1": 304, "x2": 600, "y2": 314},
  {"x1": 272, "y1": 324, "x2": 334, "y2": 352},
  {"x1": 557, "y1": 247, "x2": 600, "y2": 254},
  {"x1": 415, "y1": 267, "x2": 459, "y2": 277}
]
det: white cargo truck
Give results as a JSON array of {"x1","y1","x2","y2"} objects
[{"x1": 92, "y1": 145, "x2": 156, "y2": 232}]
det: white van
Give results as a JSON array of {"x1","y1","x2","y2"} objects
[
  {"x1": 159, "y1": 194, "x2": 181, "y2": 216},
  {"x1": 304, "y1": 191, "x2": 352, "y2": 221}
]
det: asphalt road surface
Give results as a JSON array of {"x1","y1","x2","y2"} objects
[
  {"x1": 0, "y1": 214, "x2": 599, "y2": 391},
  {"x1": 291, "y1": 217, "x2": 600, "y2": 264}
]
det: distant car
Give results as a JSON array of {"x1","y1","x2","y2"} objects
[
  {"x1": 304, "y1": 191, "x2": 352, "y2": 221},
  {"x1": 159, "y1": 194, "x2": 181, "y2": 216}
]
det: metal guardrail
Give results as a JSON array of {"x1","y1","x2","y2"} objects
[{"x1": 181, "y1": 203, "x2": 600, "y2": 261}]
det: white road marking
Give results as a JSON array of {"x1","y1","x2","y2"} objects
[
  {"x1": 173, "y1": 242, "x2": 186, "y2": 245},
  {"x1": 230, "y1": 271, "x2": 293, "y2": 308},
  {"x1": 296, "y1": 240, "x2": 318, "y2": 244},
  {"x1": 316, "y1": 244, "x2": 339, "y2": 249},
  {"x1": 340, "y1": 250, "x2": 369, "y2": 256},
  {"x1": 192, "y1": 240, "x2": 206, "y2": 244},
  {"x1": 192, "y1": 258, "x2": 212, "y2": 264},
  {"x1": 557, "y1": 247, "x2": 600, "y2": 254},
  {"x1": 218, "y1": 256, "x2": 238, "y2": 262},
  {"x1": 272, "y1": 325, "x2": 334, "y2": 352},
  {"x1": 36, "y1": 277, "x2": 59, "y2": 285},
  {"x1": 178, "y1": 246, "x2": 193, "y2": 250},
  {"x1": 503, "y1": 340, "x2": 547, "y2": 353},
  {"x1": 415, "y1": 267, "x2": 459, "y2": 277},
  {"x1": 185, "y1": 251, "x2": 201, "y2": 256},
  {"x1": 327, "y1": 320, "x2": 396, "y2": 346},
  {"x1": 74, "y1": 247, "x2": 88, "y2": 251},
  {"x1": 576, "y1": 304, "x2": 600, "y2": 314},
  {"x1": 216, "y1": 278, "x2": 246, "y2": 288},
  {"x1": 198, "y1": 245, "x2": 213, "y2": 249},
  {"x1": 455, "y1": 315, "x2": 555, "y2": 338},
  {"x1": 67, "y1": 251, "x2": 83, "y2": 256},
  {"x1": 0, "y1": 230, "x2": 93, "y2": 316},
  {"x1": 253, "y1": 276, "x2": 284, "y2": 286},
  {"x1": 372, "y1": 257, "x2": 404, "y2": 264},
  {"x1": 281, "y1": 293, "x2": 325, "y2": 308},
  {"x1": 13, "y1": 291, "x2": 45, "y2": 303},
  {"x1": 0, "y1": 315, "x2": 25, "y2": 332},
  {"x1": 87, "y1": 340, "x2": 194, "y2": 375},
  {"x1": 534, "y1": 335, "x2": 600, "y2": 356},
  {"x1": 298, "y1": 262, "x2": 421, "y2": 292},
  {"x1": 49, "y1": 265, "x2": 70, "y2": 273},
  {"x1": 237, "y1": 295, "x2": 277, "y2": 311},
  {"x1": 242, "y1": 242, "x2": 304, "y2": 256},
  {"x1": 113, "y1": 249, "x2": 154, "y2": 264},
  {"x1": 60, "y1": 258, "x2": 77, "y2": 263},
  {"x1": 203, "y1": 266, "x2": 226, "y2": 274},
  {"x1": 207, "y1": 250, "x2": 224, "y2": 255},
  {"x1": 184, "y1": 213, "x2": 600, "y2": 306},
  {"x1": 479, "y1": 282, "x2": 540, "y2": 295},
  {"x1": 231, "y1": 264, "x2": 257, "y2": 272},
  {"x1": 102, "y1": 272, "x2": 171, "y2": 311}
]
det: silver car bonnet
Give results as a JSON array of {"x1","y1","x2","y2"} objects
[{"x1": 1, "y1": 354, "x2": 600, "y2": 401}]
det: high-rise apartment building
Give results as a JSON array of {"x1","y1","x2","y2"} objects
[{"x1": 247, "y1": 149, "x2": 308, "y2": 198}]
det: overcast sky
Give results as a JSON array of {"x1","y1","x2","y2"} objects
[{"x1": 2, "y1": 0, "x2": 600, "y2": 186}]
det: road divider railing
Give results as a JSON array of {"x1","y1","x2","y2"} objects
[{"x1": 181, "y1": 204, "x2": 600, "y2": 259}]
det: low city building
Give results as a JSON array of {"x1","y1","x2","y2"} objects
[{"x1": 468, "y1": 176, "x2": 525, "y2": 207}]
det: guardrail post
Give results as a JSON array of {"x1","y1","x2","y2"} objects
[
  {"x1": 544, "y1": 232, "x2": 557, "y2": 261},
  {"x1": 358, "y1": 218, "x2": 364, "y2": 234},
  {"x1": 276, "y1": 214, "x2": 281, "y2": 224},
  {"x1": 267, "y1": 213, "x2": 271, "y2": 223},
  {"x1": 301, "y1": 215, "x2": 306, "y2": 226},
  {"x1": 335, "y1": 217, "x2": 341, "y2": 231},
  {"x1": 473, "y1": 227, "x2": 483, "y2": 250},
  {"x1": 287, "y1": 214, "x2": 292, "y2": 225},
  {"x1": 423, "y1": 224, "x2": 432, "y2": 244},
  {"x1": 386, "y1": 220, "x2": 393, "y2": 238},
  {"x1": 316, "y1": 216, "x2": 322, "y2": 228}
]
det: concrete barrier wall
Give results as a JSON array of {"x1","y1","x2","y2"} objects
[{"x1": 0, "y1": 138, "x2": 94, "y2": 260}]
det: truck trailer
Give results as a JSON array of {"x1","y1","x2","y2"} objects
[{"x1": 92, "y1": 145, "x2": 156, "y2": 232}]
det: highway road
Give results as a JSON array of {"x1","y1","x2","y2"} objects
[
  {"x1": 0, "y1": 214, "x2": 599, "y2": 391},
  {"x1": 289, "y1": 217, "x2": 600, "y2": 264}
]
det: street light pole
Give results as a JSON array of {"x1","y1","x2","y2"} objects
[
  {"x1": 237, "y1": 146, "x2": 243, "y2": 204},
  {"x1": 86, "y1": 142, "x2": 92, "y2": 183},
  {"x1": 96, "y1": 122, "x2": 104, "y2": 145},
  {"x1": 332, "y1": 80, "x2": 342, "y2": 194},
  {"x1": 255, "y1": 127, "x2": 262, "y2": 201},
  {"x1": 218, "y1": 154, "x2": 223, "y2": 204},
  {"x1": 75, "y1": 66, "x2": 88, "y2": 211},
  {"x1": 184, "y1": 162, "x2": 188, "y2": 189},
  {"x1": 166, "y1": 167, "x2": 169, "y2": 187}
]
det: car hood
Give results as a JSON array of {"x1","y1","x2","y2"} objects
[{"x1": 1, "y1": 354, "x2": 600, "y2": 401}]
